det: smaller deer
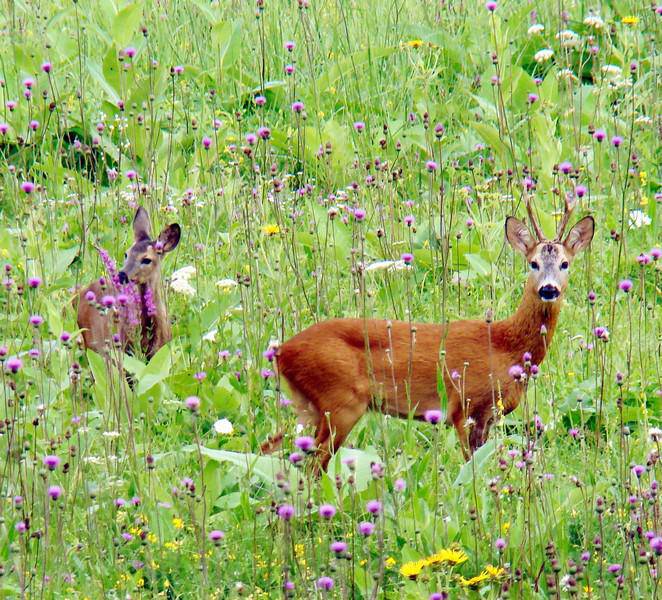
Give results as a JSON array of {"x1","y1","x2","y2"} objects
[
  {"x1": 76, "y1": 207, "x2": 181, "y2": 359},
  {"x1": 263, "y1": 198, "x2": 594, "y2": 469}
]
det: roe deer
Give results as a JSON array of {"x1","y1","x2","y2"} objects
[
  {"x1": 263, "y1": 198, "x2": 594, "y2": 469},
  {"x1": 76, "y1": 207, "x2": 181, "y2": 359}
]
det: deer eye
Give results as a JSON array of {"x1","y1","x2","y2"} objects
[
  {"x1": 560, "y1": 261, "x2": 569, "y2": 270},
  {"x1": 141, "y1": 258, "x2": 152, "y2": 265},
  {"x1": 530, "y1": 261, "x2": 539, "y2": 270}
]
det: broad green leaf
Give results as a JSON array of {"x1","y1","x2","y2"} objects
[
  {"x1": 453, "y1": 440, "x2": 496, "y2": 486},
  {"x1": 87, "y1": 62, "x2": 121, "y2": 104},
  {"x1": 136, "y1": 344, "x2": 173, "y2": 397},
  {"x1": 111, "y1": 3, "x2": 142, "y2": 48}
]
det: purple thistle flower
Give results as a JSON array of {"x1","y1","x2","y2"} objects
[
  {"x1": 527, "y1": 93, "x2": 538, "y2": 104},
  {"x1": 401, "y1": 252, "x2": 414, "y2": 265},
  {"x1": 316, "y1": 577, "x2": 334, "y2": 591},
  {"x1": 0, "y1": 123, "x2": 8, "y2": 135},
  {"x1": 354, "y1": 121, "x2": 366, "y2": 132},
  {"x1": 27, "y1": 277, "x2": 42, "y2": 288},
  {"x1": 559, "y1": 161, "x2": 573, "y2": 174},
  {"x1": 42, "y1": 62, "x2": 52, "y2": 73},
  {"x1": 366, "y1": 499, "x2": 382, "y2": 515},
  {"x1": 43, "y1": 455, "x2": 61, "y2": 471},
  {"x1": 173, "y1": 65, "x2": 184, "y2": 75},
  {"x1": 6, "y1": 357, "x2": 22, "y2": 373},
  {"x1": 485, "y1": 1, "x2": 497, "y2": 10},
  {"x1": 495, "y1": 537, "x2": 507, "y2": 551},
  {"x1": 353, "y1": 208, "x2": 366, "y2": 221},
  {"x1": 425, "y1": 160, "x2": 438, "y2": 172},
  {"x1": 288, "y1": 451, "x2": 303, "y2": 464},
  {"x1": 294, "y1": 436, "x2": 315, "y2": 453},
  {"x1": 404, "y1": 214, "x2": 415, "y2": 227},
  {"x1": 611, "y1": 136, "x2": 623, "y2": 147},
  {"x1": 593, "y1": 129, "x2": 606, "y2": 142},
  {"x1": 319, "y1": 504, "x2": 336, "y2": 519},
  {"x1": 650, "y1": 537, "x2": 662, "y2": 555},
  {"x1": 508, "y1": 364, "x2": 525, "y2": 381},
  {"x1": 619, "y1": 279, "x2": 633, "y2": 293},
  {"x1": 284, "y1": 64, "x2": 295, "y2": 75},
  {"x1": 649, "y1": 247, "x2": 661, "y2": 261},
  {"x1": 255, "y1": 95, "x2": 266, "y2": 106},
  {"x1": 424, "y1": 409, "x2": 443, "y2": 425},
  {"x1": 593, "y1": 326, "x2": 609, "y2": 341},
  {"x1": 15, "y1": 521, "x2": 27, "y2": 533},
  {"x1": 607, "y1": 564, "x2": 622, "y2": 575},
  {"x1": 575, "y1": 185, "x2": 587, "y2": 198},
  {"x1": 21, "y1": 181, "x2": 35, "y2": 194},
  {"x1": 358, "y1": 521, "x2": 375, "y2": 536},
  {"x1": 632, "y1": 464, "x2": 646, "y2": 478},
  {"x1": 125, "y1": 169, "x2": 137, "y2": 181},
  {"x1": 29, "y1": 314, "x2": 44, "y2": 327},
  {"x1": 277, "y1": 504, "x2": 295, "y2": 520},
  {"x1": 291, "y1": 101, "x2": 304, "y2": 113},
  {"x1": 202, "y1": 136, "x2": 212, "y2": 149},
  {"x1": 331, "y1": 541, "x2": 347, "y2": 554},
  {"x1": 47, "y1": 485, "x2": 62, "y2": 501},
  {"x1": 185, "y1": 396, "x2": 201, "y2": 412},
  {"x1": 121, "y1": 532, "x2": 133, "y2": 542},
  {"x1": 261, "y1": 368, "x2": 275, "y2": 379},
  {"x1": 637, "y1": 253, "x2": 651, "y2": 266},
  {"x1": 284, "y1": 40, "x2": 295, "y2": 52},
  {"x1": 208, "y1": 530, "x2": 225, "y2": 545},
  {"x1": 257, "y1": 126, "x2": 271, "y2": 140},
  {"x1": 394, "y1": 478, "x2": 406, "y2": 491}
]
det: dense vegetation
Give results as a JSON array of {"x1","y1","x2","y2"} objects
[{"x1": 0, "y1": 1, "x2": 659, "y2": 597}]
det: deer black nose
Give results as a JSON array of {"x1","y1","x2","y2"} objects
[
  {"x1": 538, "y1": 284, "x2": 560, "y2": 301},
  {"x1": 118, "y1": 271, "x2": 129, "y2": 284}
]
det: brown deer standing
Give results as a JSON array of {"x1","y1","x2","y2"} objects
[
  {"x1": 263, "y1": 199, "x2": 594, "y2": 469},
  {"x1": 76, "y1": 207, "x2": 181, "y2": 359}
]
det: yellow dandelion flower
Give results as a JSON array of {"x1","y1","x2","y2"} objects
[
  {"x1": 621, "y1": 16, "x2": 639, "y2": 25},
  {"x1": 262, "y1": 224, "x2": 280, "y2": 236},
  {"x1": 172, "y1": 517, "x2": 184, "y2": 530},
  {"x1": 459, "y1": 571, "x2": 490, "y2": 587},
  {"x1": 426, "y1": 547, "x2": 469, "y2": 566},
  {"x1": 137, "y1": 578, "x2": 145, "y2": 588},
  {"x1": 147, "y1": 533, "x2": 157, "y2": 543},
  {"x1": 399, "y1": 559, "x2": 427, "y2": 578},
  {"x1": 294, "y1": 544, "x2": 305, "y2": 558},
  {"x1": 485, "y1": 565, "x2": 505, "y2": 578},
  {"x1": 639, "y1": 171, "x2": 647, "y2": 184},
  {"x1": 385, "y1": 557, "x2": 396, "y2": 568},
  {"x1": 360, "y1": 559, "x2": 368, "y2": 567},
  {"x1": 583, "y1": 585, "x2": 593, "y2": 594},
  {"x1": 406, "y1": 39, "x2": 424, "y2": 48},
  {"x1": 502, "y1": 522, "x2": 510, "y2": 534}
]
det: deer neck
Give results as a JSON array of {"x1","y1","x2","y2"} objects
[{"x1": 495, "y1": 280, "x2": 562, "y2": 366}]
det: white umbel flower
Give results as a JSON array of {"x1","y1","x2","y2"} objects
[
  {"x1": 528, "y1": 23, "x2": 544, "y2": 35},
  {"x1": 171, "y1": 265, "x2": 196, "y2": 282},
  {"x1": 213, "y1": 418, "x2": 234, "y2": 435},
  {"x1": 534, "y1": 48, "x2": 554, "y2": 63},
  {"x1": 629, "y1": 210, "x2": 651, "y2": 229},
  {"x1": 170, "y1": 278, "x2": 196, "y2": 297},
  {"x1": 216, "y1": 278, "x2": 239, "y2": 290},
  {"x1": 556, "y1": 30, "x2": 580, "y2": 48},
  {"x1": 583, "y1": 15, "x2": 604, "y2": 29}
]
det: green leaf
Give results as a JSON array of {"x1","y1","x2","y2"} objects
[
  {"x1": 211, "y1": 20, "x2": 242, "y2": 69},
  {"x1": 111, "y1": 3, "x2": 142, "y2": 48},
  {"x1": 136, "y1": 344, "x2": 173, "y2": 397},
  {"x1": 86, "y1": 349, "x2": 109, "y2": 410},
  {"x1": 87, "y1": 62, "x2": 120, "y2": 104},
  {"x1": 464, "y1": 253, "x2": 493, "y2": 278},
  {"x1": 453, "y1": 440, "x2": 496, "y2": 486}
]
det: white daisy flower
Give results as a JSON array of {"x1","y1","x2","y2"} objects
[{"x1": 213, "y1": 418, "x2": 234, "y2": 435}]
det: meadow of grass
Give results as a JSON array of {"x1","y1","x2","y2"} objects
[{"x1": 0, "y1": 0, "x2": 660, "y2": 597}]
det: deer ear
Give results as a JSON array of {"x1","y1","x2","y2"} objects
[
  {"x1": 157, "y1": 224, "x2": 181, "y2": 253},
  {"x1": 505, "y1": 217, "x2": 536, "y2": 256},
  {"x1": 564, "y1": 216, "x2": 594, "y2": 256},
  {"x1": 133, "y1": 207, "x2": 151, "y2": 241}
]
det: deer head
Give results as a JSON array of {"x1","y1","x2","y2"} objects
[
  {"x1": 118, "y1": 207, "x2": 181, "y2": 286},
  {"x1": 505, "y1": 196, "x2": 594, "y2": 302}
]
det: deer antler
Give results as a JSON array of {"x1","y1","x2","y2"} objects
[
  {"x1": 524, "y1": 194, "x2": 545, "y2": 240},
  {"x1": 555, "y1": 195, "x2": 576, "y2": 240}
]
